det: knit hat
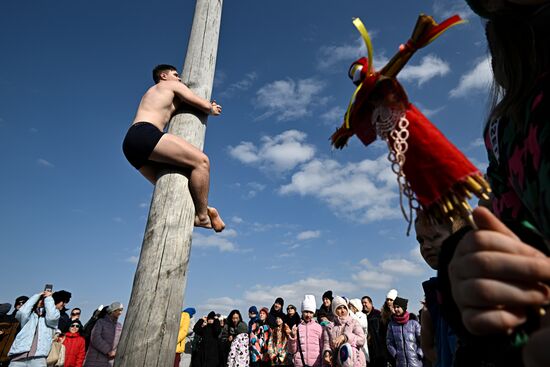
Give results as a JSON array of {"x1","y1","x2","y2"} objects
[
  {"x1": 183, "y1": 308, "x2": 196, "y2": 317},
  {"x1": 0, "y1": 303, "x2": 11, "y2": 316},
  {"x1": 14, "y1": 296, "x2": 29, "y2": 306},
  {"x1": 393, "y1": 297, "x2": 408, "y2": 311},
  {"x1": 52, "y1": 290, "x2": 72, "y2": 305},
  {"x1": 249, "y1": 306, "x2": 258, "y2": 314},
  {"x1": 260, "y1": 307, "x2": 269, "y2": 316},
  {"x1": 348, "y1": 299, "x2": 362, "y2": 313},
  {"x1": 386, "y1": 289, "x2": 398, "y2": 301},
  {"x1": 207, "y1": 311, "x2": 216, "y2": 320},
  {"x1": 331, "y1": 296, "x2": 349, "y2": 316},
  {"x1": 107, "y1": 302, "x2": 123, "y2": 313},
  {"x1": 275, "y1": 297, "x2": 284, "y2": 307},
  {"x1": 301, "y1": 295, "x2": 316, "y2": 313},
  {"x1": 322, "y1": 290, "x2": 333, "y2": 301}
]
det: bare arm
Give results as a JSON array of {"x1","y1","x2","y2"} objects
[{"x1": 170, "y1": 81, "x2": 221, "y2": 115}]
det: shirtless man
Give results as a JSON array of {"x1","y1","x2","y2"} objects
[{"x1": 123, "y1": 64, "x2": 225, "y2": 232}]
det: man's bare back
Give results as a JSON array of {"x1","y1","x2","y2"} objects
[{"x1": 133, "y1": 79, "x2": 219, "y2": 131}]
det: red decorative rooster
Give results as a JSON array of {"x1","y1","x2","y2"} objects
[{"x1": 331, "y1": 15, "x2": 491, "y2": 231}]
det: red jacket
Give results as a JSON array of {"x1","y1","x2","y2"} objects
[{"x1": 63, "y1": 332, "x2": 86, "y2": 367}]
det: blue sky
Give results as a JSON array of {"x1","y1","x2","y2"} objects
[{"x1": 1, "y1": 0, "x2": 492, "y2": 320}]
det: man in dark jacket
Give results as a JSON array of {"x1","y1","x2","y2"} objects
[
  {"x1": 362, "y1": 296, "x2": 386, "y2": 367},
  {"x1": 53, "y1": 290, "x2": 72, "y2": 333}
]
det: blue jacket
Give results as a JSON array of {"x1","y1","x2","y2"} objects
[
  {"x1": 386, "y1": 316, "x2": 423, "y2": 367},
  {"x1": 8, "y1": 293, "x2": 60, "y2": 358}
]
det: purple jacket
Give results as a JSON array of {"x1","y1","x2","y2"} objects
[
  {"x1": 288, "y1": 320, "x2": 323, "y2": 367},
  {"x1": 386, "y1": 318, "x2": 423, "y2": 367},
  {"x1": 322, "y1": 316, "x2": 365, "y2": 367},
  {"x1": 83, "y1": 315, "x2": 122, "y2": 367}
]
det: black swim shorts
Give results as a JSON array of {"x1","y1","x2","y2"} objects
[{"x1": 122, "y1": 122, "x2": 165, "y2": 170}]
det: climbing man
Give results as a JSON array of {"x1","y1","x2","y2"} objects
[{"x1": 123, "y1": 64, "x2": 225, "y2": 232}]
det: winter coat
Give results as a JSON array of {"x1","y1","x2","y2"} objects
[
  {"x1": 8, "y1": 293, "x2": 60, "y2": 358},
  {"x1": 365, "y1": 309, "x2": 386, "y2": 367},
  {"x1": 322, "y1": 316, "x2": 365, "y2": 367},
  {"x1": 386, "y1": 315, "x2": 423, "y2": 367},
  {"x1": 249, "y1": 319, "x2": 270, "y2": 363},
  {"x1": 58, "y1": 309, "x2": 71, "y2": 333},
  {"x1": 288, "y1": 319, "x2": 323, "y2": 367},
  {"x1": 64, "y1": 332, "x2": 86, "y2": 367},
  {"x1": 268, "y1": 307, "x2": 286, "y2": 328},
  {"x1": 286, "y1": 313, "x2": 301, "y2": 329},
  {"x1": 176, "y1": 311, "x2": 191, "y2": 354},
  {"x1": 0, "y1": 314, "x2": 19, "y2": 363},
  {"x1": 350, "y1": 311, "x2": 369, "y2": 363},
  {"x1": 83, "y1": 315, "x2": 122, "y2": 367},
  {"x1": 192, "y1": 319, "x2": 222, "y2": 367},
  {"x1": 267, "y1": 327, "x2": 291, "y2": 366},
  {"x1": 221, "y1": 321, "x2": 248, "y2": 365},
  {"x1": 227, "y1": 333, "x2": 250, "y2": 367}
]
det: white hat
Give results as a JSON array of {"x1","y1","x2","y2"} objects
[
  {"x1": 107, "y1": 302, "x2": 124, "y2": 313},
  {"x1": 386, "y1": 289, "x2": 398, "y2": 301},
  {"x1": 331, "y1": 296, "x2": 349, "y2": 316},
  {"x1": 348, "y1": 299, "x2": 362, "y2": 313},
  {"x1": 302, "y1": 295, "x2": 317, "y2": 313}
]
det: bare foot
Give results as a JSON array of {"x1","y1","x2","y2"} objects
[
  {"x1": 194, "y1": 214, "x2": 212, "y2": 229},
  {"x1": 207, "y1": 207, "x2": 225, "y2": 232}
]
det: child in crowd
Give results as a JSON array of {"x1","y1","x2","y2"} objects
[{"x1": 386, "y1": 297, "x2": 423, "y2": 367}]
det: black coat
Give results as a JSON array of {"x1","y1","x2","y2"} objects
[
  {"x1": 192, "y1": 319, "x2": 222, "y2": 367},
  {"x1": 365, "y1": 309, "x2": 386, "y2": 367}
]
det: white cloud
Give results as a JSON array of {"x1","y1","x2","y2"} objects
[
  {"x1": 126, "y1": 256, "x2": 139, "y2": 264},
  {"x1": 201, "y1": 297, "x2": 244, "y2": 317},
  {"x1": 318, "y1": 37, "x2": 366, "y2": 71},
  {"x1": 245, "y1": 182, "x2": 266, "y2": 198},
  {"x1": 37, "y1": 158, "x2": 54, "y2": 168},
  {"x1": 321, "y1": 106, "x2": 345, "y2": 125},
  {"x1": 433, "y1": 0, "x2": 474, "y2": 19},
  {"x1": 193, "y1": 232, "x2": 238, "y2": 252},
  {"x1": 231, "y1": 216, "x2": 243, "y2": 224},
  {"x1": 296, "y1": 230, "x2": 321, "y2": 241},
  {"x1": 229, "y1": 130, "x2": 316, "y2": 172},
  {"x1": 244, "y1": 277, "x2": 357, "y2": 308},
  {"x1": 468, "y1": 156, "x2": 489, "y2": 173},
  {"x1": 400, "y1": 55, "x2": 450, "y2": 86},
  {"x1": 279, "y1": 155, "x2": 400, "y2": 223},
  {"x1": 256, "y1": 78, "x2": 326, "y2": 121},
  {"x1": 450, "y1": 57, "x2": 492, "y2": 98},
  {"x1": 416, "y1": 104, "x2": 445, "y2": 119},
  {"x1": 222, "y1": 72, "x2": 258, "y2": 97},
  {"x1": 352, "y1": 270, "x2": 394, "y2": 289},
  {"x1": 468, "y1": 138, "x2": 485, "y2": 149},
  {"x1": 379, "y1": 258, "x2": 425, "y2": 276}
]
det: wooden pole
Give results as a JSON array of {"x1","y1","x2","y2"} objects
[{"x1": 115, "y1": 1, "x2": 223, "y2": 366}]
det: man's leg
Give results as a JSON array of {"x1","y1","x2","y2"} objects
[{"x1": 146, "y1": 133, "x2": 224, "y2": 232}]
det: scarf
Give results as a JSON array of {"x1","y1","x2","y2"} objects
[{"x1": 393, "y1": 311, "x2": 410, "y2": 325}]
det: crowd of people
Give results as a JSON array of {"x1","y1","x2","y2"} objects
[
  {"x1": 0, "y1": 290, "x2": 123, "y2": 367},
  {"x1": 179, "y1": 290, "x2": 423, "y2": 367},
  {"x1": 2, "y1": 0, "x2": 550, "y2": 366}
]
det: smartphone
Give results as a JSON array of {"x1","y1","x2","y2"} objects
[{"x1": 44, "y1": 284, "x2": 53, "y2": 292}]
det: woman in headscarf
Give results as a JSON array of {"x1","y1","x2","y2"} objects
[
  {"x1": 322, "y1": 296, "x2": 365, "y2": 367},
  {"x1": 193, "y1": 311, "x2": 222, "y2": 367}
]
